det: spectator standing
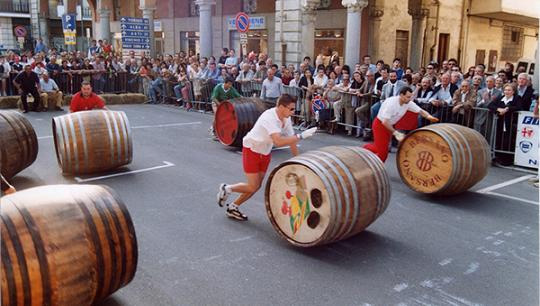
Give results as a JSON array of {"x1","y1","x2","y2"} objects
[{"x1": 260, "y1": 69, "x2": 283, "y2": 103}]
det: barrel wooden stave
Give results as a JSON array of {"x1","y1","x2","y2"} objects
[
  {"x1": 265, "y1": 146, "x2": 390, "y2": 247},
  {"x1": 0, "y1": 185, "x2": 138, "y2": 306},
  {"x1": 215, "y1": 97, "x2": 273, "y2": 147},
  {"x1": 397, "y1": 123, "x2": 490, "y2": 195},
  {"x1": 52, "y1": 110, "x2": 132, "y2": 175},
  {"x1": 0, "y1": 110, "x2": 38, "y2": 179}
]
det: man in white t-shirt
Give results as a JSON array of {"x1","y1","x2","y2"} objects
[
  {"x1": 216, "y1": 94, "x2": 317, "y2": 221},
  {"x1": 364, "y1": 87, "x2": 439, "y2": 162}
]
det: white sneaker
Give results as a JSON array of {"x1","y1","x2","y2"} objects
[{"x1": 217, "y1": 183, "x2": 230, "y2": 207}]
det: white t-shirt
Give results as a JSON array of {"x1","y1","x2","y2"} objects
[
  {"x1": 243, "y1": 107, "x2": 295, "y2": 155},
  {"x1": 377, "y1": 96, "x2": 421, "y2": 125}
]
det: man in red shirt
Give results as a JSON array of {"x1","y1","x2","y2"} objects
[{"x1": 70, "y1": 81, "x2": 107, "y2": 112}]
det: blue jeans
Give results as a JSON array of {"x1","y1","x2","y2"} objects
[
  {"x1": 149, "y1": 79, "x2": 163, "y2": 103},
  {"x1": 371, "y1": 101, "x2": 381, "y2": 122},
  {"x1": 173, "y1": 84, "x2": 183, "y2": 100}
]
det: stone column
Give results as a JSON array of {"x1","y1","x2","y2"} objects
[
  {"x1": 342, "y1": 0, "x2": 368, "y2": 69},
  {"x1": 408, "y1": 1, "x2": 429, "y2": 70},
  {"x1": 300, "y1": 0, "x2": 319, "y2": 62},
  {"x1": 97, "y1": 8, "x2": 111, "y2": 43},
  {"x1": 141, "y1": 7, "x2": 156, "y2": 57},
  {"x1": 368, "y1": 6, "x2": 384, "y2": 60},
  {"x1": 196, "y1": 0, "x2": 215, "y2": 58}
]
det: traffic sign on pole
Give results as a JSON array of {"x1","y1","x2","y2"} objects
[
  {"x1": 121, "y1": 16, "x2": 151, "y2": 51},
  {"x1": 235, "y1": 12, "x2": 250, "y2": 33},
  {"x1": 14, "y1": 26, "x2": 27, "y2": 38}
]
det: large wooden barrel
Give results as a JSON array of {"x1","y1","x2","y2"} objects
[
  {"x1": 265, "y1": 146, "x2": 391, "y2": 247},
  {"x1": 214, "y1": 97, "x2": 274, "y2": 147},
  {"x1": 0, "y1": 184, "x2": 138, "y2": 306},
  {"x1": 397, "y1": 123, "x2": 490, "y2": 195},
  {"x1": 52, "y1": 110, "x2": 133, "y2": 175},
  {"x1": 0, "y1": 110, "x2": 38, "y2": 179}
]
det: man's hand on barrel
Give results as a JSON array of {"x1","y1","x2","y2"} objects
[
  {"x1": 393, "y1": 130, "x2": 405, "y2": 142},
  {"x1": 298, "y1": 127, "x2": 317, "y2": 140},
  {"x1": 427, "y1": 115, "x2": 439, "y2": 123}
]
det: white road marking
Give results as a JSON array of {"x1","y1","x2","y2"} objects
[
  {"x1": 74, "y1": 161, "x2": 175, "y2": 183},
  {"x1": 131, "y1": 121, "x2": 202, "y2": 129},
  {"x1": 476, "y1": 175, "x2": 535, "y2": 193},
  {"x1": 439, "y1": 258, "x2": 453, "y2": 266},
  {"x1": 482, "y1": 191, "x2": 538, "y2": 206},
  {"x1": 229, "y1": 235, "x2": 254, "y2": 242},
  {"x1": 393, "y1": 283, "x2": 409, "y2": 292},
  {"x1": 464, "y1": 262, "x2": 479, "y2": 275},
  {"x1": 38, "y1": 135, "x2": 53, "y2": 140}
]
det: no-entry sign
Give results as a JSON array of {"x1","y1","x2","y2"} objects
[{"x1": 235, "y1": 12, "x2": 250, "y2": 33}]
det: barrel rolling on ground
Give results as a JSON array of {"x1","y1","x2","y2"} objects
[
  {"x1": 397, "y1": 123, "x2": 491, "y2": 195},
  {"x1": 52, "y1": 110, "x2": 133, "y2": 175},
  {"x1": 0, "y1": 110, "x2": 38, "y2": 179},
  {"x1": 0, "y1": 184, "x2": 138, "y2": 306},
  {"x1": 265, "y1": 146, "x2": 391, "y2": 247}
]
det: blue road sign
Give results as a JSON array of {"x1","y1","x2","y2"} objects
[
  {"x1": 235, "y1": 12, "x2": 250, "y2": 33},
  {"x1": 122, "y1": 37, "x2": 150, "y2": 44},
  {"x1": 121, "y1": 30, "x2": 150, "y2": 38},
  {"x1": 122, "y1": 43, "x2": 151, "y2": 50},
  {"x1": 121, "y1": 24, "x2": 150, "y2": 31},
  {"x1": 61, "y1": 14, "x2": 76, "y2": 31},
  {"x1": 120, "y1": 17, "x2": 149, "y2": 24}
]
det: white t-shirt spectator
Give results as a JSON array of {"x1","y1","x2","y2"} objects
[
  {"x1": 377, "y1": 96, "x2": 421, "y2": 125},
  {"x1": 314, "y1": 74, "x2": 328, "y2": 88},
  {"x1": 40, "y1": 78, "x2": 59, "y2": 92},
  {"x1": 243, "y1": 107, "x2": 294, "y2": 155}
]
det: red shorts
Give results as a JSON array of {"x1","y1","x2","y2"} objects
[{"x1": 242, "y1": 147, "x2": 271, "y2": 173}]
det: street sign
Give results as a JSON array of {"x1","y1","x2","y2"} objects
[
  {"x1": 14, "y1": 26, "x2": 27, "y2": 38},
  {"x1": 121, "y1": 30, "x2": 150, "y2": 38},
  {"x1": 121, "y1": 16, "x2": 151, "y2": 51},
  {"x1": 235, "y1": 12, "x2": 250, "y2": 33},
  {"x1": 122, "y1": 37, "x2": 151, "y2": 44},
  {"x1": 61, "y1": 14, "x2": 77, "y2": 46},
  {"x1": 240, "y1": 38, "x2": 248, "y2": 44}
]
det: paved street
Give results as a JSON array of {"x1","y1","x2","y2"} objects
[{"x1": 9, "y1": 105, "x2": 539, "y2": 306}]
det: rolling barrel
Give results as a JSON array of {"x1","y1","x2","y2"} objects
[
  {"x1": 215, "y1": 97, "x2": 274, "y2": 147},
  {"x1": 397, "y1": 123, "x2": 490, "y2": 195},
  {"x1": 0, "y1": 184, "x2": 138, "y2": 306},
  {"x1": 265, "y1": 146, "x2": 391, "y2": 247},
  {"x1": 52, "y1": 110, "x2": 132, "y2": 175},
  {"x1": 0, "y1": 110, "x2": 38, "y2": 179}
]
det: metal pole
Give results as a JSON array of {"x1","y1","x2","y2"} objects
[{"x1": 80, "y1": 0, "x2": 84, "y2": 52}]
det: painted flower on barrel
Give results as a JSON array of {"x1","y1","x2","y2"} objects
[{"x1": 281, "y1": 175, "x2": 311, "y2": 234}]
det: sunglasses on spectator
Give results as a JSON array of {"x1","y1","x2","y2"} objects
[{"x1": 427, "y1": 67, "x2": 434, "y2": 70}]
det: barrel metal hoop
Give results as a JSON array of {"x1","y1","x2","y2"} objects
[
  {"x1": 445, "y1": 124, "x2": 474, "y2": 192},
  {"x1": 344, "y1": 146, "x2": 388, "y2": 218},
  {"x1": 302, "y1": 152, "x2": 348, "y2": 240},
  {"x1": 289, "y1": 157, "x2": 338, "y2": 244},
  {"x1": 52, "y1": 117, "x2": 64, "y2": 169},
  {"x1": 67, "y1": 115, "x2": 80, "y2": 174},
  {"x1": 1, "y1": 238, "x2": 17, "y2": 305},
  {"x1": 102, "y1": 111, "x2": 116, "y2": 166},
  {"x1": 309, "y1": 150, "x2": 359, "y2": 238},
  {"x1": 59, "y1": 116, "x2": 73, "y2": 174},
  {"x1": 76, "y1": 112, "x2": 90, "y2": 173},
  {"x1": 118, "y1": 112, "x2": 130, "y2": 164},
  {"x1": 109, "y1": 112, "x2": 122, "y2": 166},
  {"x1": 120, "y1": 111, "x2": 133, "y2": 163}
]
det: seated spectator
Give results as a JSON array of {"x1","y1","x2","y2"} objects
[
  {"x1": 451, "y1": 80, "x2": 477, "y2": 127},
  {"x1": 148, "y1": 69, "x2": 165, "y2": 104},
  {"x1": 39, "y1": 72, "x2": 63, "y2": 111},
  {"x1": 428, "y1": 73, "x2": 458, "y2": 122},
  {"x1": 70, "y1": 81, "x2": 107, "y2": 112}
]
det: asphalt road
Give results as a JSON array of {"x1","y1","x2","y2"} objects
[{"x1": 7, "y1": 104, "x2": 539, "y2": 306}]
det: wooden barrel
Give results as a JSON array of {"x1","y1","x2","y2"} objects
[
  {"x1": 0, "y1": 110, "x2": 38, "y2": 179},
  {"x1": 214, "y1": 97, "x2": 274, "y2": 147},
  {"x1": 265, "y1": 146, "x2": 391, "y2": 247},
  {"x1": 397, "y1": 123, "x2": 490, "y2": 195},
  {"x1": 0, "y1": 184, "x2": 138, "y2": 306},
  {"x1": 52, "y1": 110, "x2": 133, "y2": 175}
]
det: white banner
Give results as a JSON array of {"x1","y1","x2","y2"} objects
[
  {"x1": 514, "y1": 111, "x2": 539, "y2": 169},
  {"x1": 227, "y1": 16, "x2": 265, "y2": 30}
]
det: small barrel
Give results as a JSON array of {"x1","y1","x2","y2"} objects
[
  {"x1": 0, "y1": 184, "x2": 138, "y2": 306},
  {"x1": 397, "y1": 123, "x2": 490, "y2": 195},
  {"x1": 0, "y1": 110, "x2": 38, "y2": 179},
  {"x1": 215, "y1": 97, "x2": 273, "y2": 147},
  {"x1": 52, "y1": 110, "x2": 133, "y2": 175},
  {"x1": 265, "y1": 146, "x2": 391, "y2": 247}
]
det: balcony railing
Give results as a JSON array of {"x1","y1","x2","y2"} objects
[{"x1": 0, "y1": 0, "x2": 29, "y2": 13}]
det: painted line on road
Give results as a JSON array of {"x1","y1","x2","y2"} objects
[
  {"x1": 74, "y1": 161, "x2": 175, "y2": 183},
  {"x1": 481, "y1": 191, "x2": 538, "y2": 206},
  {"x1": 476, "y1": 175, "x2": 535, "y2": 193},
  {"x1": 38, "y1": 135, "x2": 53, "y2": 140},
  {"x1": 132, "y1": 122, "x2": 202, "y2": 129}
]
